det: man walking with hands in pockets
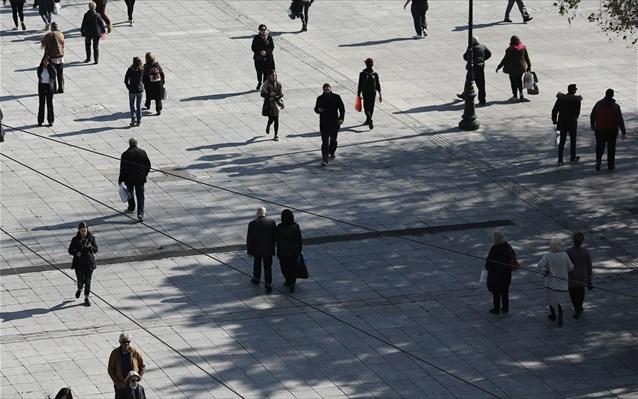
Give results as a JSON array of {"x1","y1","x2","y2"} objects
[{"x1": 314, "y1": 83, "x2": 345, "y2": 167}]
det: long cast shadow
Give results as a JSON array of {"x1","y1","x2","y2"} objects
[
  {"x1": 0, "y1": 93, "x2": 38, "y2": 102},
  {"x1": 187, "y1": 136, "x2": 259, "y2": 151},
  {"x1": 395, "y1": 100, "x2": 462, "y2": 114},
  {"x1": 0, "y1": 300, "x2": 76, "y2": 322},
  {"x1": 32, "y1": 212, "x2": 137, "y2": 231},
  {"x1": 181, "y1": 90, "x2": 254, "y2": 102},
  {"x1": 339, "y1": 37, "x2": 414, "y2": 47},
  {"x1": 452, "y1": 21, "x2": 505, "y2": 31},
  {"x1": 75, "y1": 111, "x2": 130, "y2": 123},
  {"x1": 51, "y1": 125, "x2": 130, "y2": 137}
]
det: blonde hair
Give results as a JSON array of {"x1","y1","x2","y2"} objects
[
  {"x1": 493, "y1": 231, "x2": 506, "y2": 245},
  {"x1": 89, "y1": 1, "x2": 96, "y2": 10},
  {"x1": 550, "y1": 238, "x2": 562, "y2": 252}
]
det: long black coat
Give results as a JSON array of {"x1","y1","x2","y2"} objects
[
  {"x1": 276, "y1": 222, "x2": 302, "y2": 259},
  {"x1": 251, "y1": 34, "x2": 275, "y2": 69},
  {"x1": 68, "y1": 232, "x2": 98, "y2": 270},
  {"x1": 485, "y1": 242, "x2": 513, "y2": 293},
  {"x1": 142, "y1": 61, "x2": 165, "y2": 100},
  {"x1": 246, "y1": 216, "x2": 276, "y2": 257},
  {"x1": 552, "y1": 92, "x2": 582, "y2": 131},
  {"x1": 118, "y1": 145, "x2": 151, "y2": 185},
  {"x1": 314, "y1": 92, "x2": 345, "y2": 130},
  {"x1": 81, "y1": 10, "x2": 106, "y2": 38}
]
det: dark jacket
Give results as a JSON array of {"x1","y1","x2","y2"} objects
[
  {"x1": 566, "y1": 246, "x2": 593, "y2": 288},
  {"x1": 497, "y1": 43, "x2": 531, "y2": 75},
  {"x1": 552, "y1": 92, "x2": 582, "y2": 130},
  {"x1": 37, "y1": 64, "x2": 57, "y2": 93},
  {"x1": 464, "y1": 43, "x2": 491, "y2": 68},
  {"x1": 357, "y1": 68, "x2": 381, "y2": 96},
  {"x1": 0, "y1": 107, "x2": 4, "y2": 143},
  {"x1": 246, "y1": 216, "x2": 277, "y2": 257},
  {"x1": 142, "y1": 61, "x2": 165, "y2": 99},
  {"x1": 125, "y1": 66, "x2": 144, "y2": 93},
  {"x1": 118, "y1": 145, "x2": 151, "y2": 185},
  {"x1": 81, "y1": 9, "x2": 106, "y2": 38},
  {"x1": 251, "y1": 34, "x2": 275, "y2": 66},
  {"x1": 68, "y1": 232, "x2": 98, "y2": 270},
  {"x1": 124, "y1": 384, "x2": 146, "y2": 399},
  {"x1": 39, "y1": 0, "x2": 54, "y2": 12},
  {"x1": 485, "y1": 242, "x2": 513, "y2": 293},
  {"x1": 314, "y1": 92, "x2": 345, "y2": 128},
  {"x1": 276, "y1": 222, "x2": 302, "y2": 259},
  {"x1": 590, "y1": 97, "x2": 627, "y2": 134},
  {"x1": 9, "y1": 0, "x2": 27, "y2": 4}
]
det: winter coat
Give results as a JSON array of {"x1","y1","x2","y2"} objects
[
  {"x1": 314, "y1": 92, "x2": 345, "y2": 128},
  {"x1": 108, "y1": 346, "x2": 145, "y2": 390},
  {"x1": 68, "y1": 232, "x2": 98, "y2": 270},
  {"x1": 118, "y1": 145, "x2": 151, "y2": 185},
  {"x1": 590, "y1": 97, "x2": 627, "y2": 134},
  {"x1": 276, "y1": 222, "x2": 302, "y2": 259},
  {"x1": 463, "y1": 43, "x2": 491, "y2": 68},
  {"x1": 39, "y1": 0, "x2": 54, "y2": 12},
  {"x1": 81, "y1": 9, "x2": 106, "y2": 38},
  {"x1": 41, "y1": 30, "x2": 65, "y2": 59},
  {"x1": 246, "y1": 216, "x2": 277, "y2": 257},
  {"x1": 357, "y1": 68, "x2": 381, "y2": 96},
  {"x1": 124, "y1": 384, "x2": 146, "y2": 399},
  {"x1": 125, "y1": 66, "x2": 144, "y2": 93},
  {"x1": 552, "y1": 92, "x2": 582, "y2": 131},
  {"x1": 261, "y1": 79, "x2": 283, "y2": 117},
  {"x1": 142, "y1": 61, "x2": 165, "y2": 100},
  {"x1": 497, "y1": 43, "x2": 531, "y2": 75},
  {"x1": 485, "y1": 242, "x2": 513, "y2": 293},
  {"x1": 538, "y1": 251, "x2": 574, "y2": 292},
  {"x1": 566, "y1": 246, "x2": 592, "y2": 288},
  {"x1": 37, "y1": 64, "x2": 57, "y2": 93},
  {"x1": 251, "y1": 34, "x2": 275, "y2": 68}
]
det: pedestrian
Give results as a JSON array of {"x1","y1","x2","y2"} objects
[
  {"x1": 124, "y1": 371, "x2": 146, "y2": 399},
  {"x1": 261, "y1": 69, "x2": 283, "y2": 141},
  {"x1": 277, "y1": 209, "x2": 303, "y2": 293},
  {"x1": 41, "y1": 22, "x2": 64, "y2": 93},
  {"x1": 124, "y1": 0, "x2": 136, "y2": 26},
  {"x1": 49, "y1": 387, "x2": 74, "y2": 399},
  {"x1": 538, "y1": 238, "x2": 574, "y2": 327},
  {"x1": 81, "y1": 1, "x2": 106, "y2": 64},
  {"x1": 314, "y1": 83, "x2": 345, "y2": 167},
  {"x1": 38, "y1": 0, "x2": 53, "y2": 31},
  {"x1": 457, "y1": 36, "x2": 491, "y2": 105},
  {"x1": 124, "y1": 57, "x2": 144, "y2": 126},
  {"x1": 6, "y1": 0, "x2": 27, "y2": 31},
  {"x1": 356, "y1": 58, "x2": 382, "y2": 130},
  {"x1": 37, "y1": 56, "x2": 56, "y2": 127},
  {"x1": 246, "y1": 206, "x2": 277, "y2": 293},
  {"x1": 484, "y1": 232, "x2": 514, "y2": 315},
  {"x1": 590, "y1": 88, "x2": 627, "y2": 171},
  {"x1": 95, "y1": 0, "x2": 112, "y2": 33},
  {"x1": 551, "y1": 84, "x2": 582, "y2": 165},
  {"x1": 68, "y1": 221, "x2": 97, "y2": 307},
  {"x1": 142, "y1": 52, "x2": 165, "y2": 116},
  {"x1": 251, "y1": 24, "x2": 275, "y2": 91},
  {"x1": 403, "y1": 0, "x2": 428, "y2": 39},
  {"x1": 291, "y1": 0, "x2": 313, "y2": 31},
  {"x1": 504, "y1": 0, "x2": 533, "y2": 23},
  {"x1": 566, "y1": 232, "x2": 593, "y2": 319},
  {"x1": 495, "y1": 35, "x2": 531, "y2": 102},
  {"x1": 0, "y1": 106, "x2": 5, "y2": 143},
  {"x1": 108, "y1": 332, "x2": 146, "y2": 399},
  {"x1": 118, "y1": 137, "x2": 151, "y2": 222}
]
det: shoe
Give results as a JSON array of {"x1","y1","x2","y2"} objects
[
  {"x1": 479, "y1": 100, "x2": 486, "y2": 106},
  {"x1": 289, "y1": 286, "x2": 295, "y2": 293},
  {"x1": 504, "y1": 17, "x2": 512, "y2": 23},
  {"x1": 84, "y1": 297, "x2": 91, "y2": 307},
  {"x1": 422, "y1": 28, "x2": 428, "y2": 37},
  {"x1": 156, "y1": 111, "x2": 161, "y2": 116},
  {"x1": 369, "y1": 120, "x2": 374, "y2": 130},
  {"x1": 595, "y1": 162, "x2": 601, "y2": 171},
  {"x1": 321, "y1": 161, "x2": 328, "y2": 167},
  {"x1": 12, "y1": 26, "x2": 18, "y2": 31},
  {"x1": 48, "y1": 122, "x2": 53, "y2": 127},
  {"x1": 523, "y1": 16, "x2": 533, "y2": 23},
  {"x1": 137, "y1": 215, "x2": 143, "y2": 223},
  {"x1": 413, "y1": 34, "x2": 424, "y2": 39},
  {"x1": 38, "y1": 122, "x2": 43, "y2": 127},
  {"x1": 501, "y1": 308, "x2": 509, "y2": 314},
  {"x1": 75, "y1": 290, "x2": 81, "y2": 299},
  {"x1": 456, "y1": 93, "x2": 465, "y2": 100},
  {"x1": 573, "y1": 312, "x2": 580, "y2": 319},
  {"x1": 547, "y1": 314, "x2": 557, "y2": 321},
  {"x1": 84, "y1": 58, "x2": 90, "y2": 63},
  {"x1": 251, "y1": 278, "x2": 260, "y2": 285},
  {"x1": 569, "y1": 157, "x2": 580, "y2": 162},
  {"x1": 135, "y1": 121, "x2": 141, "y2": 127},
  {"x1": 256, "y1": 82, "x2": 262, "y2": 91},
  {"x1": 488, "y1": 308, "x2": 499, "y2": 315},
  {"x1": 329, "y1": 154, "x2": 335, "y2": 160},
  {"x1": 273, "y1": 136, "x2": 279, "y2": 141},
  {"x1": 21, "y1": 22, "x2": 26, "y2": 30},
  {"x1": 94, "y1": 60, "x2": 99, "y2": 65},
  {"x1": 57, "y1": 89, "x2": 64, "y2": 94},
  {"x1": 508, "y1": 96, "x2": 518, "y2": 102},
  {"x1": 608, "y1": 166, "x2": 616, "y2": 170},
  {"x1": 557, "y1": 309, "x2": 564, "y2": 327},
  {"x1": 519, "y1": 94, "x2": 525, "y2": 101},
  {"x1": 266, "y1": 125, "x2": 270, "y2": 134},
  {"x1": 557, "y1": 161, "x2": 564, "y2": 166},
  {"x1": 363, "y1": 119, "x2": 371, "y2": 126},
  {"x1": 301, "y1": 24, "x2": 307, "y2": 32},
  {"x1": 265, "y1": 286, "x2": 273, "y2": 293},
  {"x1": 130, "y1": 120, "x2": 136, "y2": 126},
  {"x1": 130, "y1": 20, "x2": 135, "y2": 27},
  {"x1": 283, "y1": 282, "x2": 291, "y2": 287},
  {"x1": 144, "y1": 104, "x2": 150, "y2": 110}
]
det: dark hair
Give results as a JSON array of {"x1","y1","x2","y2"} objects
[
  {"x1": 54, "y1": 387, "x2": 73, "y2": 399},
  {"x1": 281, "y1": 209, "x2": 294, "y2": 225},
  {"x1": 572, "y1": 232, "x2": 584, "y2": 248},
  {"x1": 40, "y1": 56, "x2": 50, "y2": 66},
  {"x1": 145, "y1": 52, "x2": 155, "y2": 63},
  {"x1": 78, "y1": 221, "x2": 89, "y2": 230},
  {"x1": 132, "y1": 56, "x2": 143, "y2": 69},
  {"x1": 267, "y1": 69, "x2": 277, "y2": 80},
  {"x1": 258, "y1": 24, "x2": 267, "y2": 31},
  {"x1": 510, "y1": 35, "x2": 521, "y2": 46},
  {"x1": 605, "y1": 88, "x2": 614, "y2": 98}
]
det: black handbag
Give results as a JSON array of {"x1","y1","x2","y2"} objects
[
  {"x1": 297, "y1": 252, "x2": 309, "y2": 279},
  {"x1": 261, "y1": 100, "x2": 270, "y2": 117}
]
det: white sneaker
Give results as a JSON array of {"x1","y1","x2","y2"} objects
[
  {"x1": 130, "y1": 20, "x2": 135, "y2": 27},
  {"x1": 413, "y1": 34, "x2": 424, "y2": 39},
  {"x1": 422, "y1": 28, "x2": 428, "y2": 36}
]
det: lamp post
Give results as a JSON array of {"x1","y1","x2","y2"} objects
[{"x1": 459, "y1": 0, "x2": 480, "y2": 131}]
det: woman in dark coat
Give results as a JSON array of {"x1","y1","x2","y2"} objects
[
  {"x1": 37, "y1": 56, "x2": 57, "y2": 127},
  {"x1": 7, "y1": 0, "x2": 27, "y2": 31},
  {"x1": 142, "y1": 52, "x2": 165, "y2": 115},
  {"x1": 68, "y1": 221, "x2": 98, "y2": 306},
  {"x1": 261, "y1": 69, "x2": 283, "y2": 141},
  {"x1": 277, "y1": 209, "x2": 302, "y2": 293},
  {"x1": 495, "y1": 35, "x2": 531, "y2": 102},
  {"x1": 485, "y1": 231, "x2": 514, "y2": 315},
  {"x1": 251, "y1": 24, "x2": 275, "y2": 91}
]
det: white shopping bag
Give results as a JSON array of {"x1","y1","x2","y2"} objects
[
  {"x1": 479, "y1": 269, "x2": 488, "y2": 283},
  {"x1": 118, "y1": 183, "x2": 132, "y2": 203},
  {"x1": 550, "y1": 127, "x2": 559, "y2": 147},
  {"x1": 523, "y1": 71, "x2": 535, "y2": 90}
]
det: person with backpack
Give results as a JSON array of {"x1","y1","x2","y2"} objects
[
  {"x1": 142, "y1": 52, "x2": 165, "y2": 115},
  {"x1": 68, "y1": 221, "x2": 98, "y2": 307},
  {"x1": 356, "y1": 58, "x2": 382, "y2": 130}
]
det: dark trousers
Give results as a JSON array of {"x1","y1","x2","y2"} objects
[
  {"x1": 492, "y1": 289, "x2": 509, "y2": 312},
  {"x1": 362, "y1": 92, "x2": 376, "y2": 122},
  {"x1": 253, "y1": 256, "x2": 273, "y2": 287},
  {"x1": 267, "y1": 115, "x2": 279, "y2": 135},
  {"x1": 38, "y1": 83, "x2": 54, "y2": 124},
  {"x1": 39, "y1": 7, "x2": 51, "y2": 24},
  {"x1": 557, "y1": 126, "x2": 577, "y2": 162},
  {"x1": 51, "y1": 62, "x2": 64, "y2": 92},
  {"x1": 505, "y1": 0, "x2": 529, "y2": 19},
  {"x1": 410, "y1": 2, "x2": 428, "y2": 35},
  {"x1": 114, "y1": 386, "x2": 126, "y2": 399},
  {"x1": 124, "y1": 0, "x2": 136, "y2": 20},
  {"x1": 96, "y1": 1, "x2": 110, "y2": 25},
  {"x1": 509, "y1": 73, "x2": 523, "y2": 96},
  {"x1": 320, "y1": 124, "x2": 339, "y2": 162},
  {"x1": 10, "y1": 2, "x2": 25, "y2": 26},
  {"x1": 569, "y1": 286, "x2": 585, "y2": 315},
  {"x1": 300, "y1": 3, "x2": 310, "y2": 26},
  {"x1": 144, "y1": 90, "x2": 163, "y2": 113},
  {"x1": 474, "y1": 66, "x2": 486, "y2": 103},
  {"x1": 125, "y1": 183, "x2": 145, "y2": 217},
  {"x1": 279, "y1": 257, "x2": 298, "y2": 287},
  {"x1": 75, "y1": 267, "x2": 93, "y2": 296},
  {"x1": 85, "y1": 36, "x2": 100, "y2": 62},
  {"x1": 595, "y1": 129, "x2": 619, "y2": 168},
  {"x1": 254, "y1": 60, "x2": 272, "y2": 84}
]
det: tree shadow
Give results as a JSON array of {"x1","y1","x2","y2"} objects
[
  {"x1": 452, "y1": 21, "x2": 504, "y2": 31},
  {"x1": 180, "y1": 90, "x2": 254, "y2": 102},
  {"x1": 339, "y1": 37, "x2": 414, "y2": 47},
  {"x1": 0, "y1": 300, "x2": 76, "y2": 322}
]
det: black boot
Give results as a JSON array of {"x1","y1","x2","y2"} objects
[
  {"x1": 547, "y1": 306, "x2": 557, "y2": 321},
  {"x1": 557, "y1": 304, "x2": 564, "y2": 327}
]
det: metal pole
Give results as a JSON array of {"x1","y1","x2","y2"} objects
[{"x1": 459, "y1": 0, "x2": 480, "y2": 130}]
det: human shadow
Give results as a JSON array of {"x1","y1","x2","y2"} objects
[
  {"x1": 284, "y1": 131, "x2": 317, "y2": 138},
  {"x1": 32, "y1": 212, "x2": 136, "y2": 231},
  {"x1": 186, "y1": 137, "x2": 259, "y2": 151},
  {"x1": 51, "y1": 125, "x2": 130, "y2": 137},
  {"x1": 0, "y1": 93, "x2": 38, "y2": 102},
  {"x1": 0, "y1": 300, "x2": 76, "y2": 322},
  {"x1": 452, "y1": 21, "x2": 504, "y2": 31},
  {"x1": 339, "y1": 37, "x2": 414, "y2": 47},
  {"x1": 181, "y1": 90, "x2": 254, "y2": 102},
  {"x1": 229, "y1": 34, "x2": 255, "y2": 40},
  {"x1": 394, "y1": 100, "x2": 462, "y2": 114},
  {"x1": 269, "y1": 30, "x2": 303, "y2": 37},
  {"x1": 74, "y1": 112, "x2": 130, "y2": 123}
]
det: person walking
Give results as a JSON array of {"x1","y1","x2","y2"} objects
[
  {"x1": 108, "y1": 332, "x2": 146, "y2": 399},
  {"x1": 291, "y1": 0, "x2": 313, "y2": 31},
  {"x1": 504, "y1": 0, "x2": 533, "y2": 23},
  {"x1": 251, "y1": 24, "x2": 275, "y2": 91},
  {"x1": 276, "y1": 209, "x2": 303, "y2": 293},
  {"x1": 124, "y1": 0, "x2": 136, "y2": 26},
  {"x1": 95, "y1": 0, "x2": 112, "y2": 33},
  {"x1": 246, "y1": 206, "x2": 277, "y2": 293},
  {"x1": 6, "y1": 0, "x2": 27, "y2": 31},
  {"x1": 314, "y1": 83, "x2": 345, "y2": 167},
  {"x1": 552, "y1": 84, "x2": 582, "y2": 165},
  {"x1": 37, "y1": 56, "x2": 57, "y2": 127},
  {"x1": 566, "y1": 232, "x2": 593, "y2": 319},
  {"x1": 124, "y1": 371, "x2": 146, "y2": 399},
  {"x1": 41, "y1": 22, "x2": 64, "y2": 93},
  {"x1": 124, "y1": 57, "x2": 144, "y2": 126},
  {"x1": 484, "y1": 232, "x2": 515, "y2": 315},
  {"x1": 142, "y1": 52, "x2": 165, "y2": 116},
  {"x1": 404, "y1": 0, "x2": 428, "y2": 39},
  {"x1": 80, "y1": 1, "x2": 106, "y2": 64},
  {"x1": 0, "y1": 106, "x2": 5, "y2": 143},
  {"x1": 261, "y1": 69, "x2": 283, "y2": 141},
  {"x1": 68, "y1": 221, "x2": 98, "y2": 307},
  {"x1": 590, "y1": 88, "x2": 627, "y2": 171},
  {"x1": 357, "y1": 58, "x2": 382, "y2": 130},
  {"x1": 457, "y1": 36, "x2": 492, "y2": 105},
  {"x1": 118, "y1": 138, "x2": 151, "y2": 222},
  {"x1": 38, "y1": 0, "x2": 53, "y2": 31},
  {"x1": 538, "y1": 238, "x2": 574, "y2": 327},
  {"x1": 495, "y1": 35, "x2": 531, "y2": 102}
]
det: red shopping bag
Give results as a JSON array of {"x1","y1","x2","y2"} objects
[{"x1": 354, "y1": 95, "x2": 362, "y2": 112}]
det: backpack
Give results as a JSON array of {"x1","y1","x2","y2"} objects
[{"x1": 362, "y1": 71, "x2": 377, "y2": 93}]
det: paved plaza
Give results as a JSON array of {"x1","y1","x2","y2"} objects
[{"x1": 1, "y1": 0, "x2": 637, "y2": 398}]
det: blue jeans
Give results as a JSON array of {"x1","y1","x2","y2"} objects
[
  {"x1": 129, "y1": 92, "x2": 142, "y2": 123},
  {"x1": 125, "y1": 183, "x2": 145, "y2": 217}
]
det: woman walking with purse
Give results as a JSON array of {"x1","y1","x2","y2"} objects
[
  {"x1": 495, "y1": 35, "x2": 531, "y2": 102},
  {"x1": 277, "y1": 209, "x2": 303, "y2": 293},
  {"x1": 251, "y1": 24, "x2": 275, "y2": 91},
  {"x1": 261, "y1": 69, "x2": 283, "y2": 141},
  {"x1": 68, "y1": 221, "x2": 98, "y2": 307}
]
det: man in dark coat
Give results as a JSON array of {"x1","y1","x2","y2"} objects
[
  {"x1": 314, "y1": 83, "x2": 345, "y2": 167},
  {"x1": 404, "y1": 0, "x2": 428, "y2": 38},
  {"x1": 246, "y1": 207, "x2": 277, "y2": 293},
  {"x1": 457, "y1": 36, "x2": 492, "y2": 105},
  {"x1": 357, "y1": 58, "x2": 382, "y2": 130},
  {"x1": 590, "y1": 88, "x2": 627, "y2": 170},
  {"x1": 552, "y1": 84, "x2": 583, "y2": 165},
  {"x1": 118, "y1": 137, "x2": 151, "y2": 222},
  {"x1": 80, "y1": 1, "x2": 106, "y2": 64}
]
